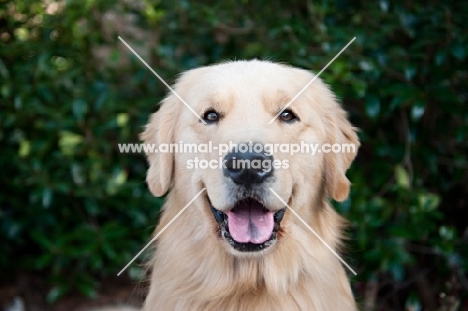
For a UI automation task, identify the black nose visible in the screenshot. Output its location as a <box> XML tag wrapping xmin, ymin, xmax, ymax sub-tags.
<box><xmin>223</xmin><ymin>146</ymin><xmax>274</xmax><ymax>185</ymax></box>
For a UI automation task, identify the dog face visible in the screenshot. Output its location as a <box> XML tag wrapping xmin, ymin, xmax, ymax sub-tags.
<box><xmin>141</xmin><ymin>60</ymin><xmax>359</xmax><ymax>257</ymax></box>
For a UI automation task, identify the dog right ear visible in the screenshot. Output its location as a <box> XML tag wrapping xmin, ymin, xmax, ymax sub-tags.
<box><xmin>140</xmin><ymin>94</ymin><xmax>180</xmax><ymax>197</ymax></box>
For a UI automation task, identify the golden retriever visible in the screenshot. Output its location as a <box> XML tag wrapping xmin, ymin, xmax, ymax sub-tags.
<box><xmin>140</xmin><ymin>60</ymin><xmax>359</xmax><ymax>311</ymax></box>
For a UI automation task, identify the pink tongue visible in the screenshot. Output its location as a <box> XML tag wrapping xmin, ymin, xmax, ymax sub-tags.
<box><xmin>227</xmin><ymin>201</ymin><xmax>274</xmax><ymax>244</ymax></box>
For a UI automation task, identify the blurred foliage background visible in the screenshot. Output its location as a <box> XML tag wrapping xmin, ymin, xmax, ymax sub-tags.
<box><xmin>1</xmin><ymin>0</ymin><xmax>467</xmax><ymax>310</ymax></box>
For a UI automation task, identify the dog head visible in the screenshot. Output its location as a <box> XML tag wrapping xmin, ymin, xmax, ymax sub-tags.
<box><xmin>141</xmin><ymin>60</ymin><xmax>359</xmax><ymax>256</ymax></box>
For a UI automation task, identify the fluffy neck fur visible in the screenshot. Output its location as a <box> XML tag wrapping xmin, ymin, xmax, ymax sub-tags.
<box><xmin>143</xmin><ymin>188</ymin><xmax>356</xmax><ymax>311</ymax></box>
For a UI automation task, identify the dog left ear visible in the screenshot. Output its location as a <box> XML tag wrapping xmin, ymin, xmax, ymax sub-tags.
<box><xmin>323</xmin><ymin>105</ymin><xmax>360</xmax><ymax>202</ymax></box>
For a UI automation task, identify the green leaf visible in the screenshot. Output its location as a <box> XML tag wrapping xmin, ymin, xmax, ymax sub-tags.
<box><xmin>59</xmin><ymin>131</ymin><xmax>83</xmax><ymax>156</ymax></box>
<box><xmin>117</xmin><ymin>113</ymin><xmax>129</xmax><ymax>127</ymax></box>
<box><xmin>417</xmin><ymin>193</ymin><xmax>440</xmax><ymax>212</ymax></box>
<box><xmin>395</xmin><ymin>165</ymin><xmax>410</xmax><ymax>189</ymax></box>
<box><xmin>19</xmin><ymin>140</ymin><xmax>30</xmax><ymax>157</ymax></box>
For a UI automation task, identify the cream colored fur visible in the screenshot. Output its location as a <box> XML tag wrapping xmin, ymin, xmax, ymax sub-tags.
<box><xmin>141</xmin><ymin>60</ymin><xmax>359</xmax><ymax>311</ymax></box>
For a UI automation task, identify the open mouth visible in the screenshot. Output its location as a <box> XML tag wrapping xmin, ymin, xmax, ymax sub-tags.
<box><xmin>210</xmin><ymin>197</ymin><xmax>286</xmax><ymax>252</ymax></box>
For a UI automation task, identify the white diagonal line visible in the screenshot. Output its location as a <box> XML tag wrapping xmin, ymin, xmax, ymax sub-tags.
<box><xmin>118</xmin><ymin>36</ymin><xmax>207</xmax><ymax>124</ymax></box>
<box><xmin>269</xmin><ymin>188</ymin><xmax>357</xmax><ymax>275</ymax></box>
<box><xmin>117</xmin><ymin>188</ymin><xmax>206</xmax><ymax>276</ymax></box>
<box><xmin>268</xmin><ymin>37</ymin><xmax>356</xmax><ymax>124</ymax></box>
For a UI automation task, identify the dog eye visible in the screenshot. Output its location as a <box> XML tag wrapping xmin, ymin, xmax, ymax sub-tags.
<box><xmin>203</xmin><ymin>110</ymin><xmax>219</xmax><ymax>123</ymax></box>
<box><xmin>279</xmin><ymin>110</ymin><xmax>298</xmax><ymax>123</ymax></box>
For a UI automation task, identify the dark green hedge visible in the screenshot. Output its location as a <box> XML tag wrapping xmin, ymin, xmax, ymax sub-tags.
<box><xmin>1</xmin><ymin>0</ymin><xmax>467</xmax><ymax>309</ymax></box>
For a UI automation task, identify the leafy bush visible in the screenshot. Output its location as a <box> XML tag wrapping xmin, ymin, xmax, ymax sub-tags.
<box><xmin>1</xmin><ymin>0</ymin><xmax>467</xmax><ymax>309</ymax></box>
